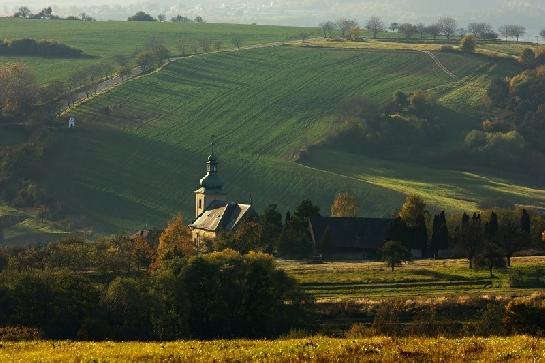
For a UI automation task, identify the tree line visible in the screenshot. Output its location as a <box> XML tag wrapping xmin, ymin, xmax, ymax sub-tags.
<box><xmin>13</xmin><ymin>6</ymin><xmax>95</xmax><ymax>21</ymax></box>
<box><xmin>320</xmin><ymin>16</ymin><xmax>541</xmax><ymax>42</ymax></box>
<box><xmin>0</xmin><ymin>248</ymin><xmax>310</xmax><ymax>340</ymax></box>
<box><xmin>128</xmin><ymin>11</ymin><xmax>205</xmax><ymax>24</ymax></box>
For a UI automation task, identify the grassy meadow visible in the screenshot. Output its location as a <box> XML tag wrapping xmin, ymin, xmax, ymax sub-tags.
<box><xmin>2</xmin><ymin>336</ymin><xmax>545</xmax><ymax>362</ymax></box>
<box><xmin>0</xmin><ymin>18</ymin><xmax>319</xmax><ymax>83</ymax></box>
<box><xmin>39</xmin><ymin>45</ymin><xmax>507</xmax><ymax>233</ymax></box>
<box><xmin>279</xmin><ymin>256</ymin><xmax>545</xmax><ymax>301</ymax></box>
<box><xmin>300</xmin><ymin>148</ymin><xmax>545</xmax><ymax>212</ymax></box>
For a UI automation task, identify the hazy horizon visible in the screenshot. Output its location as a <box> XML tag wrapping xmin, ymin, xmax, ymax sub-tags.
<box><xmin>1</xmin><ymin>0</ymin><xmax>544</xmax><ymax>39</ymax></box>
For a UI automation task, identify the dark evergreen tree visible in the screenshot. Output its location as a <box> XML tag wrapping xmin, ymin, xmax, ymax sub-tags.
<box><xmin>260</xmin><ymin>204</ymin><xmax>283</xmax><ymax>253</ymax></box>
<box><xmin>521</xmin><ymin>209</ymin><xmax>531</xmax><ymax>245</ymax></box>
<box><xmin>456</xmin><ymin>212</ymin><xmax>483</xmax><ymax>269</ymax></box>
<box><xmin>294</xmin><ymin>200</ymin><xmax>320</xmax><ymax>222</ymax></box>
<box><xmin>485</xmin><ymin>211</ymin><xmax>499</xmax><ymax>243</ymax></box>
<box><xmin>430</xmin><ymin>211</ymin><xmax>449</xmax><ymax>258</ymax></box>
<box><xmin>388</xmin><ymin>217</ymin><xmax>410</xmax><ymax>248</ymax></box>
<box><xmin>412</xmin><ymin>214</ymin><xmax>428</xmax><ymax>258</ymax></box>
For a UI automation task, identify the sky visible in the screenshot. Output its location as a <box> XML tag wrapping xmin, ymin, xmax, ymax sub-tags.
<box><xmin>1</xmin><ymin>0</ymin><xmax>544</xmax><ymax>37</ymax></box>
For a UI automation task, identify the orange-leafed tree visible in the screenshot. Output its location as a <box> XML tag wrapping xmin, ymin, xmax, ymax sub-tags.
<box><xmin>330</xmin><ymin>192</ymin><xmax>360</xmax><ymax>217</ymax></box>
<box><xmin>156</xmin><ymin>213</ymin><xmax>194</xmax><ymax>262</ymax></box>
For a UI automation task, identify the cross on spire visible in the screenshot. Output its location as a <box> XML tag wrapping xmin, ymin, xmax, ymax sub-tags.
<box><xmin>210</xmin><ymin>135</ymin><xmax>216</xmax><ymax>155</ymax></box>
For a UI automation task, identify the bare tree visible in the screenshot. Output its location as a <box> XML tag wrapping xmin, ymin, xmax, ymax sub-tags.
<box><xmin>191</xmin><ymin>43</ymin><xmax>199</xmax><ymax>54</ymax></box>
<box><xmin>214</xmin><ymin>40</ymin><xmax>223</xmax><ymax>51</ymax></box>
<box><xmin>468</xmin><ymin>22</ymin><xmax>493</xmax><ymax>38</ymax></box>
<box><xmin>157</xmin><ymin>14</ymin><xmax>166</xmax><ymax>22</ymax></box>
<box><xmin>366</xmin><ymin>17</ymin><xmax>385</xmax><ymax>38</ymax></box>
<box><xmin>337</xmin><ymin>18</ymin><xmax>358</xmax><ymax>37</ymax></box>
<box><xmin>177</xmin><ymin>39</ymin><xmax>188</xmax><ymax>56</ymax></box>
<box><xmin>389</xmin><ymin>22</ymin><xmax>399</xmax><ymax>32</ymax></box>
<box><xmin>457</xmin><ymin>27</ymin><xmax>467</xmax><ymax>39</ymax></box>
<box><xmin>438</xmin><ymin>17</ymin><xmax>457</xmax><ymax>41</ymax></box>
<box><xmin>113</xmin><ymin>54</ymin><xmax>131</xmax><ymax>80</ymax></box>
<box><xmin>319</xmin><ymin>21</ymin><xmax>336</xmax><ymax>38</ymax></box>
<box><xmin>509</xmin><ymin>25</ymin><xmax>526</xmax><ymax>42</ymax></box>
<box><xmin>199</xmin><ymin>39</ymin><xmax>211</xmax><ymax>53</ymax></box>
<box><xmin>426</xmin><ymin>24</ymin><xmax>441</xmax><ymax>40</ymax></box>
<box><xmin>300</xmin><ymin>32</ymin><xmax>309</xmax><ymax>43</ymax></box>
<box><xmin>541</xmin><ymin>28</ymin><xmax>545</xmax><ymax>40</ymax></box>
<box><xmin>398</xmin><ymin>23</ymin><xmax>418</xmax><ymax>40</ymax></box>
<box><xmin>498</xmin><ymin>25</ymin><xmax>509</xmax><ymax>41</ymax></box>
<box><xmin>232</xmin><ymin>36</ymin><xmax>242</xmax><ymax>49</ymax></box>
<box><xmin>416</xmin><ymin>23</ymin><xmax>426</xmax><ymax>39</ymax></box>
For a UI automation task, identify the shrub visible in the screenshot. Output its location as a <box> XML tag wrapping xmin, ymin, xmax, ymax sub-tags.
<box><xmin>0</xmin><ymin>39</ymin><xmax>88</xmax><ymax>58</ymax></box>
<box><xmin>520</xmin><ymin>48</ymin><xmax>536</xmax><ymax>66</ymax></box>
<box><xmin>474</xmin><ymin>303</ymin><xmax>505</xmax><ymax>336</ymax></box>
<box><xmin>179</xmin><ymin>250</ymin><xmax>312</xmax><ymax>338</ymax></box>
<box><xmin>345</xmin><ymin>323</ymin><xmax>377</xmax><ymax>338</ymax></box>
<box><xmin>503</xmin><ymin>295</ymin><xmax>545</xmax><ymax>335</ymax></box>
<box><xmin>460</xmin><ymin>35</ymin><xmax>477</xmax><ymax>53</ymax></box>
<box><xmin>440</xmin><ymin>45</ymin><xmax>456</xmax><ymax>53</ymax></box>
<box><xmin>0</xmin><ymin>326</ymin><xmax>42</xmax><ymax>341</ymax></box>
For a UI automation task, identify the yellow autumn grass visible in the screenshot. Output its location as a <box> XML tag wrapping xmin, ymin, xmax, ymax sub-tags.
<box><xmin>1</xmin><ymin>336</ymin><xmax>544</xmax><ymax>362</ymax></box>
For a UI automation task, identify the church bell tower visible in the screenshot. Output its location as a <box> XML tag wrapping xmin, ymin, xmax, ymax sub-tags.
<box><xmin>194</xmin><ymin>152</ymin><xmax>226</xmax><ymax>217</ymax></box>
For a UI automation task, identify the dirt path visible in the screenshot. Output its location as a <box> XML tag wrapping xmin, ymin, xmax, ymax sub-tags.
<box><xmin>60</xmin><ymin>41</ymin><xmax>287</xmax><ymax>117</ymax></box>
<box><xmin>422</xmin><ymin>51</ymin><xmax>457</xmax><ymax>79</ymax></box>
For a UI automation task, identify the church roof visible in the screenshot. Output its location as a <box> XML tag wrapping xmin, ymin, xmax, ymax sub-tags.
<box><xmin>309</xmin><ymin>216</ymin><xmax>395</xmax><ymax>251</ymax></box>
<box><xmin>189</xmin><ymin>200</ymin><xmax>252</xmax><ymax>232</ymax></box>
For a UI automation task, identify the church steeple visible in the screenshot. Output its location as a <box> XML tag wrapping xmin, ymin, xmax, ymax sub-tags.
<box><xmin>194</xmin><ymin>142</ymin><xmax>226</xmax><ymax>217</ymax></box>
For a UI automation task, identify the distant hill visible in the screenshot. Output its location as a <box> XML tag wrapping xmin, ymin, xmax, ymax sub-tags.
<box><xmin>36</xmin><ymin>44</ymin><xmax>544</xmax><ymax>235</ymax></box>
<box><xmin>0</xmin><ymin>18</ymin><xmax>318</xmax><ymax>83</ymax></box>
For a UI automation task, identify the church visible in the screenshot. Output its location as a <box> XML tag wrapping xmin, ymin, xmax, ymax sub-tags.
<box><xmin>188</xmin><ymin>152</ymin><xmax>253</xmax><ymax>244</ymax></box>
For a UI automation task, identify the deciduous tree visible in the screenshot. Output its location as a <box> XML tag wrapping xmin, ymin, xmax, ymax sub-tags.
<box><xmin>438</xmin><ymin>17</ymin><xmax>457</xmax><ymax>41</ymax></box>
<box><xmin>232</xmin><ymin>37</ymin><xmax>242</xmax><ymax>49</ymax></box>
<box><xmin>366</xmin><ymin>17</ymin><xmax>385</xmax><ymax>39</ymax></box>
<box><xmin>399</xmin><ymin>194</ymin><xmax>426</xmax><ymax>226</ymax></box>
<box><xmin>337</xmin><ymin>19</ymin><xmax>358</xmax><ymax>37</ymax></box>
<box><xmin>0</xmin><ymin>63</ymin><xmax>38</xmax><ymax>115</ymax></box>
<box><xmin>319</xmin><ymin>21</ymin><xmax>336</xmax><ymax>38</ymax></box>
<box><xmin>425</xmin><ymin>24</ymin><xmax>441</xmax><ymax>40</ymax></box>
<box><xmin>399</xmin><ymin>23</ymin><xmax>418</xmax><ymax>40</ymax></box>
<box><xmin>330</xmin><ymin>192</ymin><xmax>360</xmax><ymax>217</ymax></box>
<box><xmin>382</xmin><ymin>240</ymin><xmax>411</xmax><ymax>271</ymax></box>
<box><xmin>157</xmin><ymin>213</ymin><xmax>193</xmax><ymax>262</ymax></box>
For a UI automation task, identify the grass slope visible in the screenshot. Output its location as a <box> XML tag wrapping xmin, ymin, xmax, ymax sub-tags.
<box><xmin>300</xmin><ymin>148</ymin><xmax>545</xmax><ymax>212</ymax></box>
<box><xmin>279</xmin><ymin>257</ymin><xmax>545</xmax><ymax>301</ymax></box>
<box><xmin>2</xmin><ymin>337</ymin><xmax>544</xmax><ymax>362</ymax></box>
<box><xmin>40</xmin><ymin>45</ymin><xmax>507</xmax><ymax>233</ymax></box>
<box><xmin>0</xmin><ymin>18</ymin><xmax>318</xmax><ymax>83</ymax></box>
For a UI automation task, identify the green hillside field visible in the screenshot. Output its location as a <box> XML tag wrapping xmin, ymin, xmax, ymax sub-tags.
<box><xmin>0</xmin><ymin>18</ymin><xmax>318</xmax><ymax>83</ymax></box>
<box><xmin>32</xmin><ymin>44</ymin><xmax>532</xmax><ymax>235</ymax></box>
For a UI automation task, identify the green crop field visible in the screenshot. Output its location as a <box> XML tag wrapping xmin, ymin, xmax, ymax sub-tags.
<box><xmin>0</xmin><ymin>18</ymin><xmax>319</xmax><ymax>83</ymax></box>
<box><xmin>279</xmin><ymin>256</ymin><xmax>545</xmax><ymax>301</ymax></box>
<box><xmin>2</xmin><ymin>336</ymin><xmax>545</xmax><ymax>362</ymax></box>
<box><xmin>300</xmin><ymin>148</ymin><xmax>545</xmax><ymax>213</ymax></box>
<box><xmin>37</xmin><ymin>45</ymin><xmax>516</xmax><ymax>235</ymax></box>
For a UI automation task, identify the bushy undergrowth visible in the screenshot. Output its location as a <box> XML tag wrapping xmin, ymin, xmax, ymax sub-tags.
<box><xmin>339</xmin><ymin>294</ymin><xmax>545</xmax><ymax>338</ymax></box>
<box><xmin>0</xmin><ymin>250</ymin><xmax>312</xmax><ymax>340</ymax></box>
<box><xmin>0</xmin><ymin>39</ymin><xmax>89</xmax><ymax>58</ymax></box>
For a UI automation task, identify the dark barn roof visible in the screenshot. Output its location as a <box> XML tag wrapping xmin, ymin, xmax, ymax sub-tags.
<box><xmin>309</xmin><ymin>216</ymin><xmax>394</xmax><ymax>251</ymax></box>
